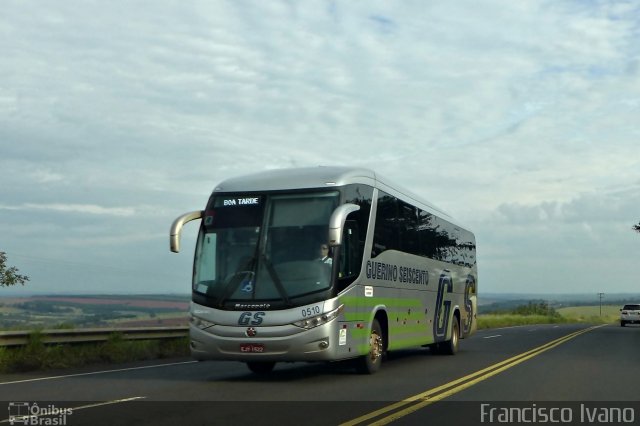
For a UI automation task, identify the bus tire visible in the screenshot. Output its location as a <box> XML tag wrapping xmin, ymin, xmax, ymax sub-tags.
<box><xmin>246</xmin><ymin>361</ymin><xmax>276</xmax><ymax>374</ymax></box>
<box><xmin>355</xmin><ymin>318</ymin><xmax>384</xmax><ymax>374</ymax></box>
<box><xmin>439</xmin><ymin>315</ymin><xmax>460</xmax><ymax>355</ymax></box>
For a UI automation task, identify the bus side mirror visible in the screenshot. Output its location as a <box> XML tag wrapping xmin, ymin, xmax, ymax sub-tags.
<box><xmin>328</xmin><ymin>204</ymin><xmax>360</xmax><ymax>247</ymax></box>
<box><xmin>170</xmin><ymin>210</ymin><xmax>203</xmax><ymax>253</ymax></box>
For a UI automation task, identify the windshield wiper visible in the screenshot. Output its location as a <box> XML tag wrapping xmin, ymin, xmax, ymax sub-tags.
<box><xmin>261</xmin><ymin>254</ymin><xmax>292</xmax><ymax>307</ymax></box>
<box><xmin>217</xmin><ymin>273</ymin><xmax>250</xmax><ymax>308</ymax></box>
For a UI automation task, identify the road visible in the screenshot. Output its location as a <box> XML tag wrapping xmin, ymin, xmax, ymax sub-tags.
<box><xmin>1</xmin><ymin>323</ymin><xmax>638</xmax><ymax>425</ymax></box>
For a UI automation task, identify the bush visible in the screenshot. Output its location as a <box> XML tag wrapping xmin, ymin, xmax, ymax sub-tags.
<box><xmin>511</xmin><ymin>301</ymin><xmax>560</xmax><ymax>317</ymax></box>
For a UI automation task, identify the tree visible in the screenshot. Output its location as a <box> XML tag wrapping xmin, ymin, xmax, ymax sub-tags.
<box><xmin>0</xmin><ymin>251</ymin><xmax>29</xmax><ymax>287</ymax></box>
<box><xmin>634</xmin><ymin>222</ymin><xmax>640</xmax><ymax>233</ymax></box>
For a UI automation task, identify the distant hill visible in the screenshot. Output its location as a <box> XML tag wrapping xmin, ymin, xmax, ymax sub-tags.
<box><xmin>0</xmin><ymin>294</ymin><xmax>189</xmax><ymax>330</ymax></box>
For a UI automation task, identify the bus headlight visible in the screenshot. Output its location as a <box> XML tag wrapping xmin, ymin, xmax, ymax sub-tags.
<box><xmin>293</xmin><ymin>305</ymin><xmax>343</xmax><ymax>330</ymax></box>
<box><xmin>190</xmin><ymin>314</ymin><xmax>215</xmax><ymax>329</ymax></box>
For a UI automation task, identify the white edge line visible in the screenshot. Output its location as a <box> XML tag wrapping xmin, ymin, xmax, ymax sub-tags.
<box><xmin>0</xmin><ymin>397</ymin><xmax>146</xmax><ymax>424</ymax></box>
<box><xmin>71</xmin><ymin>396</ymin><xmax>147</xmax><ymax>411</ymax></box>
<box><xmin>0</xmin><ymin>360</ymin><xmax>198</xmax><ymax>386</ymax></box>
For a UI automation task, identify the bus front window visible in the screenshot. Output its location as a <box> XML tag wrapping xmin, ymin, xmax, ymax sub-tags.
<box><xmin>193</xmin><ymin>192</ymin><xmax>339</xmax><ymax>309</ymax></box>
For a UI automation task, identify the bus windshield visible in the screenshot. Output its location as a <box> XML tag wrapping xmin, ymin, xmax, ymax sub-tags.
<box><xmin>193</xmin><ymin>191</ymin><xmax>340</xmax><ymax>309</ymax></box>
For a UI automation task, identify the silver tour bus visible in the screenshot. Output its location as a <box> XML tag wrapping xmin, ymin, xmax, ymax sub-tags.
<box><xmin>170</xmin><ymin>167</ymin><xmax>477</xmax><ymax>374</ymax></box>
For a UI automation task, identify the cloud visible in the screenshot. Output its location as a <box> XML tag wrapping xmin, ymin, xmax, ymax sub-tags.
<box><xmin>0</xmin><ymin>203</ymin><xmax>136</xmax><ymax>217</ymax></box>
<box><xmin>471</xmin><ymin>183</ymin><xmax>640</xmax><ymax>292</ymax></box>
<box><xmin>1</xmin><ymin>0</ymin><xmax>639</xmax><ymax>294</ymax></box>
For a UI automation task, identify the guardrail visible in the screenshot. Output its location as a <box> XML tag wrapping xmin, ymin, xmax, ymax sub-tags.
<box><xmin>0</xmin><ymin>326</ymin><xmax>189</xmax><ymax>347</ymax></box>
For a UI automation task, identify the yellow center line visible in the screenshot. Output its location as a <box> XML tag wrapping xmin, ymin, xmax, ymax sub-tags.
<box><xmin>341</xmin><ymin>325</ymin><xmax>604</xmax><ymax>426</ymax></box>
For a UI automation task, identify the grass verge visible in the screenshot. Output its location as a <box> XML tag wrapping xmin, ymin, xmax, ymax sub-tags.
<box><xmin>477</xmin><ymin>314</ymin><xmax>568</xmax><ymax>329</ymax></box>
<box><xmin>0</xmin><ymin>332</ymin><xmax>190</xmax><ymax>374</ymax></box>
<box><xmin>478</xmin><ymin>312</ymin><xmax>616</xmax><ymax>330</ymax></box>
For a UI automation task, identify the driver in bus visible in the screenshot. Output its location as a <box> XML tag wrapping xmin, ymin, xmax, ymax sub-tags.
<box><xmin>318</xmin><ymin>244</ymin><xmax>332</xmax><ymax>265</ymax></box>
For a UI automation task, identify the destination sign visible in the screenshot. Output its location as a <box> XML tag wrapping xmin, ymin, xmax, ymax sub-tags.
<box><xmin>208</xmin><ymin>195</ymin><xmax>264</xmax><ymax>228</ymax></box>
<box><xmin>221</xmin><ymin>197</ymin><xmax>260</xmax><ymax>206</ymax></box>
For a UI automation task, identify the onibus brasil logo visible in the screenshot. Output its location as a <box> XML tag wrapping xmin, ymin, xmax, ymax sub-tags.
<box><xmin>7</xmin><ymin>402</ymin><xmax>73</xmax><ymax>425</ymax></box>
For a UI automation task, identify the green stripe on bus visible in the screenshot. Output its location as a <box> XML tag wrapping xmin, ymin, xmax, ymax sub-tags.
<box><xmin>356</xmin><ymin>344</ymin><xmax>370</xmax><ymax>356</ymax></box>
<box><xmin>350</xmin><ymin>325</ymin><xmax>429</xmax><ymax>339</ymax></box>
<box><xmin>343</xmin><ymin>313</ymin><xmax>427</xmax><ymax>322</ymax></box>
<box><xmin>343</xmin><ymin>313</ymin><xmax>366</xmax><ymax>321</ymax></box>
<box><xmin>340</xmin><ymin>296</ymin><xmax>423</xmax><ymax>308</ymax></box>
<box><xmin>389</xmin><ymin>325</ymin><xmax>429</xmax><ymax>334</ymax></box>
<box><xmin>390</xmin><ymin>313</ymin><xmax>427</xmax><ymax>321</ymax></box>
<box><xmin>351</xmin><ymin>329</ymin><xmax>371</xmax><ymax>339</ymax></box>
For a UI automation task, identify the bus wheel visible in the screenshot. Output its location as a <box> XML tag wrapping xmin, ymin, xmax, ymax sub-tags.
<box><xmin>439</xmin><ymin>316</ymin><xmax>460</xmax><ymax>355</ymax></box>
<box><xmin>246</xmin><ymin>361</ymin><xmax>276</xmax><ymax>374</ymax></box>
<box><xmin>356</xmin><ymin>319</ymin><xmax>384</xmax><ymax>374</ymax></box>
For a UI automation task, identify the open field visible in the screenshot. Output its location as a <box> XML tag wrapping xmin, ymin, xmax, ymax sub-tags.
<box><xmin>31</xmin><ymin>296</ymin><xmax>187</xmax><ymax>309</ymax></box>
<box><xmin>478</xmin><ymin>304</ymin><xmax>621</xmax><ymax>329</ymax></box>
<box><xmin>0</xmin><ymin>295</ymin><xmax>189</xmax><ymax>330</ymax></box>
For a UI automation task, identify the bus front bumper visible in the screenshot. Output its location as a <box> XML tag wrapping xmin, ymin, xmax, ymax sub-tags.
<box><xmin>189</xmin><ymin>321</ymin><xmax>345</xmax><ymax>362</ymax></box>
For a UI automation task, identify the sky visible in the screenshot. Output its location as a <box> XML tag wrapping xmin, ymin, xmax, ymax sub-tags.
<box><xmin>1</xmin><ymin>1</ymin><xmax>639</xmax><ymax>296</ymax></box>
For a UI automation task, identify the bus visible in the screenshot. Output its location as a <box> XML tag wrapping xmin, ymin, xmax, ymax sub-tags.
<box><xmin>170</xmin><ymin>167</ymin><xmax>477</xmax><ymax>374</ymax></box>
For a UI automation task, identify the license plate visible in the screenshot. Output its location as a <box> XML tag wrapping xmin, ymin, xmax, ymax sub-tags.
<box><xmin>240</xmin><ymin>343</ymin><xmax>264</xmax><ymax>353</ymax></box>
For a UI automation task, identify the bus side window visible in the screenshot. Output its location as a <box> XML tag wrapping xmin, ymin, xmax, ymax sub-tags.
<box><xmin>338</xmin><ymin>219</ymin><xmax>361</xmax><ymax>291</ymax></box>
<box><xmin>372</xmin><ymin>191</ymin><xmax>398</xmax><ymax>257</ymax></box>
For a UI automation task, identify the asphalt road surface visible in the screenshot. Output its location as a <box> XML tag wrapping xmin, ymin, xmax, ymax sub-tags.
<box><xmin>1</xmin><ymin>323</ymin><xmax>639</xmax><ymax>425</ymax></box>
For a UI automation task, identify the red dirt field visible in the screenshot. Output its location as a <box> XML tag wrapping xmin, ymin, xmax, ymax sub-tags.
<box><xmin>27</xmin><ymin>296</ymin><xmax>189</xmax><ymax>310</ymax></box>
<box><xmin>117</xmin><ymin>317</ymin><xmax>189</xmax><ymax>327</ymax></box>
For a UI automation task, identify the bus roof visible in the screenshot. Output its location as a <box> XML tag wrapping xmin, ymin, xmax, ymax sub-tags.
<box><xmin>213</xmin><ymin>166</ymin><xmax>456</xmax><ymax>222</ymax></box>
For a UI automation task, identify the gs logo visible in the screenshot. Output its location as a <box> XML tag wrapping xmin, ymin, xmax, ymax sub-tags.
<box><xmin>238</xmin><ymin>311</ymin><xmax>265</xmax><ymax>326</ymax></box>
